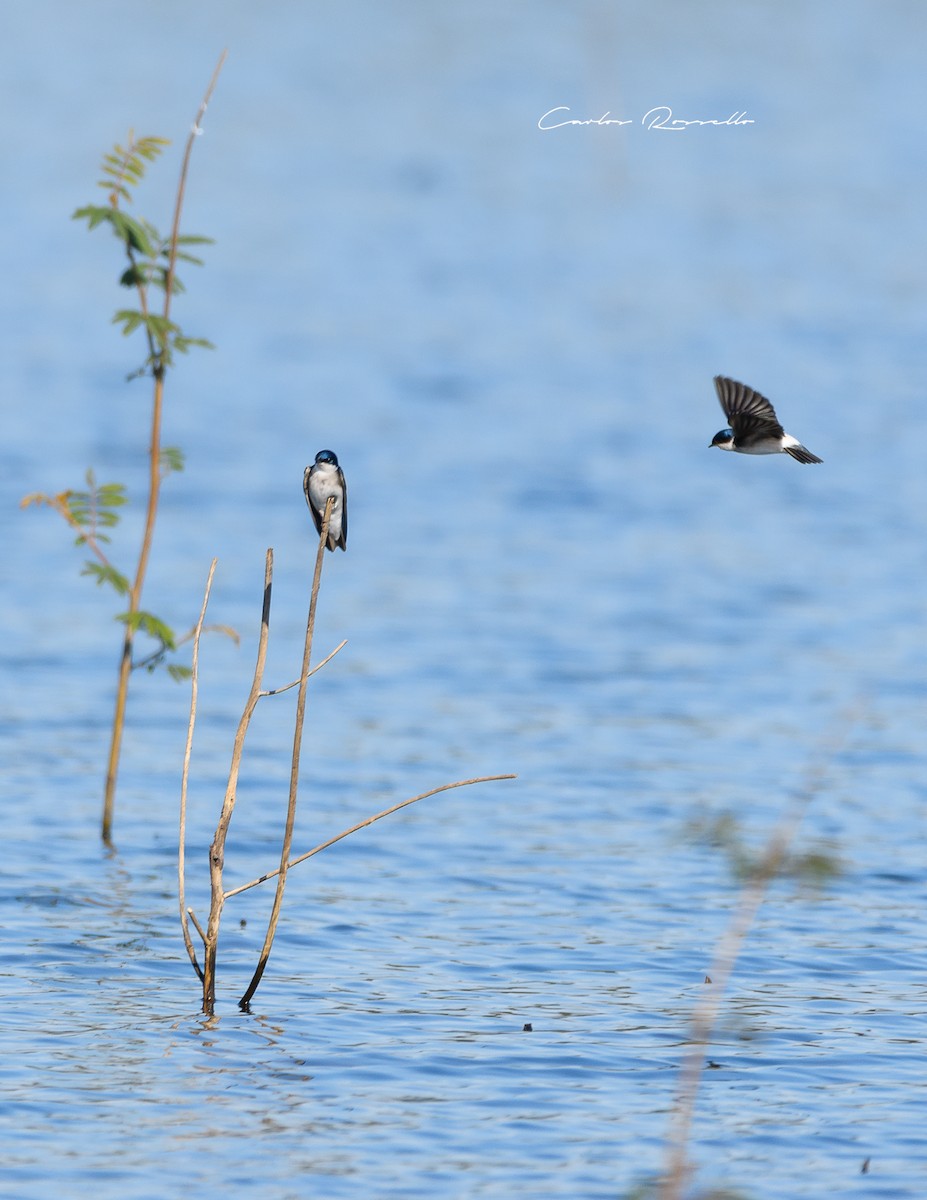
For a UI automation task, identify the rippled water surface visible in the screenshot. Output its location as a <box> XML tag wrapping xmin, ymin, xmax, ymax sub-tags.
<box><xmin>2</xmin><ymin>3</ymin><xmax>927</xmax><ymax>1197</ymax></box>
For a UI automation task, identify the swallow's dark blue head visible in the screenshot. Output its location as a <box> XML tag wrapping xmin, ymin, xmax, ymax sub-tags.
<box><xmin>315</xmin><ymin>449</ymin><xmax>339</xmax><ymax>466</ymax></box>
<box><xmin>710</xmin><ymin>428</ymin><xmax>734</xmax><ymax>449</ymax></box>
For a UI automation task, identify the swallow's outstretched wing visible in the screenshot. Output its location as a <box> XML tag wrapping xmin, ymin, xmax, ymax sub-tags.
<box><xmin>714</xmin><ymin>376</ymin><xmax>785</xmax><ymax>446</ymax></box>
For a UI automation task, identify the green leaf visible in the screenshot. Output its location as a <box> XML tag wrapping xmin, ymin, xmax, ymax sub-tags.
<box><xmin>65</xmin><ymin>475</ymin><xmax>127</xmax><ymax>532</ymax></box>
<box><xmin>96</xmin><ymin>483</ymin><xmax>127</xmax><ymax>507</ymax></box>
<box><xmin>142</xmin><ymin>316</ymin><xmax>182</xmax><ymax>358</ymax></box>
<box><xmin>135</xmin><ymin>135</ymin><xmax>170</xmax><ymax>161</ymax></box>
<box><xmin>172</xmin><ymin>335</ymin><xmax>215</xmax><ymax>354</ymax></box>
<box><xmin>81</xmin><ymin>563</ymin><xmax>131</xmax><ymax>595</ymax></box>
<box><xmin>167</xmin><ymin>664</ymin><xmax>193</xmax><ymax>683</ymax></box>
<box><xmin>788</xmin><ymin>848</ymin><xmax>843</xmax><ymax>887</ymax></box>
<box><xmin>112</xmin><ymin>309</ymin><xmax>145</xmax><ymax>336</ymax></box>
<box><xmin>145</xmin><ymin>314</ymin><xmax>181</xmax><ymax>336</ymax></box>
<box><xmin>72</xmin><ymin>204</ymin><xmax>115</xmax><ymax>231</ymax></box>
<box><xmin>174</xmin><ymin>234</ymin><xmax>215</xmax><ymax>246</ymax></box>
<box><xmin>160</xmin><ymin>446</ymin><xmax>185</xmax><ymax>475</ymax></box>
<box><xmin>150</xmin><ymin>266</ymin><xmax>186</xmax><ymax>294</ymax></box>
<box><xmin>115</xmin><ymin>610</ymin><xmax>177</xmax><ymax>650</ymax></box>
<box><xmin>94</xmin><ymin>181</ymin><xmax>132</xmax><ymax>202</ymax></box>
<box><xmin>93</xmin><ymin>135</ymin><xmax>171</xmax><ymax>201</ymax></box>
<box><xmin>109</xmin><ymin>211</ymin><xmax>156</xmax><ymax>256</ymax></box>
<box><xmin>140</xmin><ymin>217</ymin><xmax>161</xmax><ymax>246</ymax></box>
<box><xmin>119</xmin><ymin>264</ymin><xmax>151</xmax><ymax>288</ymax></box>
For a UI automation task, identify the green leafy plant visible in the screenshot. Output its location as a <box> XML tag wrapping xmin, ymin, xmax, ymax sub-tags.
<box><xmin>22</xmin><ymin>53</ymin><xmax>228</xmax><ymax>845</ymax></box>
<box><xmin>73</xmin><ymin>136</ymin><xmax>216</xmax><ymax>379</ymax></box>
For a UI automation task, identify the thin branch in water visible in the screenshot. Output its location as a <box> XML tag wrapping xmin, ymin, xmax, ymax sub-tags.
<box><xmin>178</xmin><ymin>556</ymin><xmax>217</xmax><ymax>982</ymax></box>
<box><xmin>224</xmin><ymin>774</ymin><xmax>518</xmax><ymax>901</ymax></box>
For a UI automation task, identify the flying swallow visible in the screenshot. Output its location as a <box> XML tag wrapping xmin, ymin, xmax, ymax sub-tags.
<box><xmin>710</xmin><ymin>376</ymin><xmax>822</xmax><ymax>464</ymax></box>
<box><xmin>303</xmin><ymin>449</ymin><xmax>347</xmax><ymax>550</ymax></box>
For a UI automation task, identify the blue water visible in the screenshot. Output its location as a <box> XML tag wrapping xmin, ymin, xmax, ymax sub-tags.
<box><xmin>2</xmin><ymin>2</ymin><xmax>927</xmax><ymax>1197</ymax></box>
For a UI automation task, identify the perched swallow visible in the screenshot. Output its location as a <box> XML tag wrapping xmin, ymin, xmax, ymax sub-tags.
<box><xmin>303</xmin><ymin>449</ymin><xmax>347</xmax><ymax>551</ymax></box>
<box><xmin>710</xmin><ymin>376</ymin><xmax>822</xmax><ymax>464</ymax></box>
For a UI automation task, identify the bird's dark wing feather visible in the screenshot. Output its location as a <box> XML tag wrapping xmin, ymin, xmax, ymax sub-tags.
<box><xmin>337</xmin><ymin>467</ymin><xmax>348</xmax><ymax>550</ymax></box>
<box><xmin>785</xmin><ymin>444</ymin><xmax>823</xmax><ymax>465</ymax></box>
<box><xmin>303</xmin><ymin>468</ymin><xmax>324</xmax><ymax>536</ymax></box>
<box><xmin>714</xmin><ymin>376</ymin><xmax>785</xmax><ymax>442</ymax></box>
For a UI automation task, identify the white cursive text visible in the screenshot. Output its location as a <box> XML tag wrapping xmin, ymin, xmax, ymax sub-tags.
<box><xmin>642</xmin><ymin>107</ymin><xmax>754</xmax><ymax>131</ymax></box>
<box><xmin>537</xmin><ymin>105</ymin><xmax>754</xmax><ymax>131</ymax></box>
<box><xmin>537</xmin><ymin>107</ymin><xmax>633</xmax><ymax>130</ymax></box>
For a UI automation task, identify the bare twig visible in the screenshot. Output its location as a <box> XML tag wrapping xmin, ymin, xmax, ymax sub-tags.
<box><xmin>239</xmin><ymin>500</ymin><xmax>332</xmax><ymax>1010</ymax></box>
<box><xmin>260</xmin><ymin>639</ymin><xmax>348</xmax><ymax>697</ymax></box>
<box><xmin>187</xmin><ymin>906</ymin><xmax>207</xmax><ymax>946</ymax></box>
<box><xmin>178</xmin><ymin>557</ymin><xmax>217</xmax><ymax>982</ymax></box>
<box><xmin>201</xmin><ymin>548</ymin><xmax>274</xmax><ymax>1013</ymax></box>
<box><xmin>224</xmin><ymin>774</ymin><xmax>518</xmax><ymax>900</ymax></box>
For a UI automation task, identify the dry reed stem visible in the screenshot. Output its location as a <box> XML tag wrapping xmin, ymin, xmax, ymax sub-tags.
<box><xmin>178</xmin><ymin>556</ymin><xmax>217</xmax><ymax>979</ymax></box>
<box><xmin>201</xmin><ymin>548</ymin><xmax>274</xmax><ymax>1012</ymax></box>
<box><xmin>224</xmin><ymin>774</ymin><xmax>518</xmax><ymax>901</ymax></box>
<box><xmin>239</xmin><ymin>501</ymin><xmax>332</xmax><ymax>1010</ymax></box>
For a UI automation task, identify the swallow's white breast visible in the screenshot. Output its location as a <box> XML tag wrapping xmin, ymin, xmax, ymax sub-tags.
<box><xmin>308</xmin><ymin>462</ymin><xmax>344</xmax><ymax>537</ymax></box>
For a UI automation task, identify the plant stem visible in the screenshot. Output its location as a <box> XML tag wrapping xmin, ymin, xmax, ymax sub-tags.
<box><xmin>179</xmin><ymin>557</ymin><xmax>218</xmax><ymax>983</ymax></box>
<box><xmin>100</xmin><ymin>51</ymin><xmax>227</xmax><ymax>844</ymax></box>
<box><xmin>201</xmin><ymin>549</ymin><xmax>274</xmax><ymax>1014</ymax></box>
<box><xmin>239</xmin><ymin>500</ymin><xmax>332</xmax><ymax>1011</ymax></box>
<box><xmin>101</xmin><ymin>369</ymin><xmax>164</xmax><ymax>844</ymax></box>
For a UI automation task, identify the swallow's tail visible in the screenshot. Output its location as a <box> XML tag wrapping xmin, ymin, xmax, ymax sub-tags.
<box><xmin>785</xmin><ymin>443</ymin><xmax>823</xmax><ymax>465</ymax></box>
